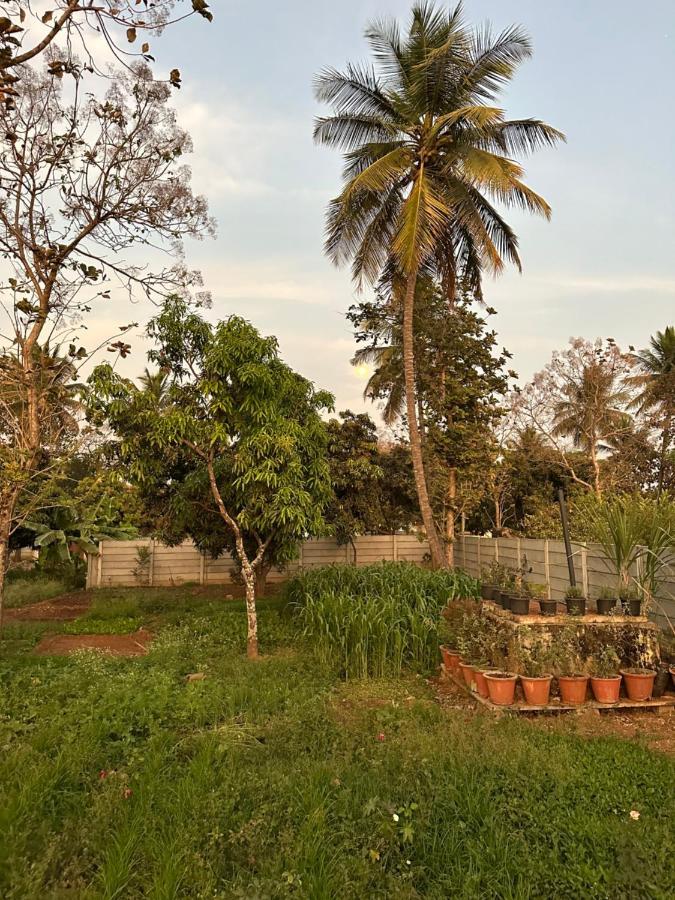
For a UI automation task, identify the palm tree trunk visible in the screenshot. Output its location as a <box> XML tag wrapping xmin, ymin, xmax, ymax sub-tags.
<box><xmin>402</xmin><ymin>269</ymin><xmax>446</xmax><ymax>568</ymax></box>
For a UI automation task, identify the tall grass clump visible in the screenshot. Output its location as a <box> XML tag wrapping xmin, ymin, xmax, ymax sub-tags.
<box><xmin>285</xmin><ymin>562</ymin><xmax>479</xmax><ymax>678</ymax></box>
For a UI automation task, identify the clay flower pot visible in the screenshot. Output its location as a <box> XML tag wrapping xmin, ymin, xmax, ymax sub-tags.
<box><xmin>621</xmin><ymin>668</ymin><xmax>656</xmax><ymax>702</ymax></box>
<box><xmin>459</xmin><ymin>661</ymin><xmax>475</xmax><ymax>689</ymax></box>
<box><xmin>558</xmin><ymin>675</ymin><xmax>589</xmax><ymax>705</ymax></box>
<box><xmin>440</xmin><ymin>646</ymin><xmax>462</xmax><ymax>674</ymax></box>
<box><xmin>539</xmin><ymin>599</ymin><xmax>557</xmax><ymax>617</ymax></box>
<box><xmin>590</xmin><ymin>675</ymin><xmax>621</xmax><ymax>704</ymax></box>
<box><xmin>473</xmin><ymin>669</ymin><xmax>490</xmax><ymax>699</ymax></box>
<box><xmin>484</xmin><ymin>671</ymin><xmax>517</xmax><ymax>706</ymax></box>
<box><xmin>521</xmin><ymin>674</ymin><xmax>553</xmax><ymax>706</ymax></box>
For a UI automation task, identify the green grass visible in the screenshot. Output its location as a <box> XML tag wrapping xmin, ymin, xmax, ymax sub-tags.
<box><xmin>0</xmin><ymin>587</ymin><xmax>673</xmax><ymax>898</ymax></box>
<box><xmin>4</xmin><ymin>574</ymin><xmax>71</xmax><ymax>609</ymax></box>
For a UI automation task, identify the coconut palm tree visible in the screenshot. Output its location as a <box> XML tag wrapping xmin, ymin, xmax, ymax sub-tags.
<box><xmin>314</xmin><ymin>1</ymin><xmax>563</xmax><ymax>566</ymax></box>
<box><xmin>631</xmin><ymin>327</ymin><xmax>675</xmax><ymax>495</ymax></box>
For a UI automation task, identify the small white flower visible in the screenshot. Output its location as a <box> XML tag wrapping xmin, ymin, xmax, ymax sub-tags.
<box><xmin>392</xmin><ymin>813</ymin><xmax>399</xmax><ymax>822</ymax></box>
<box><xmin>406</xmin><ymin>859</ymin><xmax>411</xmax><ymax>866</ymax></box>
<box><xmin>629</xmin><ymin>810</ymin><xmax>640</xmax><ymax>820</ymax></box>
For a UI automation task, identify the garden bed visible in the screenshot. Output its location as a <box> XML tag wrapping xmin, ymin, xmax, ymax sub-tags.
<box><xmin>34</xmin><ymin>628</ymin><xmax>153</xmax><ymax>656</ymax></box>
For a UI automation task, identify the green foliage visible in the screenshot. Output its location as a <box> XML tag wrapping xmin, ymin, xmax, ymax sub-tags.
<box><xmin>324</xmin><ymin>411</ymin><xmax>418</xmax><ymax>544</ymax></box>
<box><xmin>286</xmin><ymin>562</ymin><xmax>479</xmax><ymax>678</ymax></box>
<box><xmin>589</xmin><ymin>495</ymin><xmax>675</xmax><ymax>603</ymax></box>
<box><xmin>88</xmin><ymin>297</ymin><xmax>335</xmax><ymax>627</ymax></box>
<box><xmin>0</xmin><ymin>589</ymin><xmax>673</xmax><ymax>898</ymax></box>
<box><xmin>590</xmin><ymin>645</ymin><xmax>621</xmax><ymax>678</ymax></box>
<box><xmin>4</xmin><ymin>572</ymin><xmax>71</xmax><ymax>610</ymax></box>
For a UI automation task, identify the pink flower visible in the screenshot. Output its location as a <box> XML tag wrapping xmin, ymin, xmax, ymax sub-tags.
<box><xmin>122</xmin><ymin>788</ymin><xmax>133</xmax><ymax>799</ymax></box>
<box><xmin>376</xmin><ymin>733</ymin><xmax>385</xmax><ymax>742</ymax></box>
<box><xmin>99</xmin><ymin>770</ymin><xmax>108</xmax><ymax>780</ymax></box>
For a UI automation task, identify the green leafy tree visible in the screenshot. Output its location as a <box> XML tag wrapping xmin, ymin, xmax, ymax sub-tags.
<box><xmin>349</xmin><ymin>277</ymin><xmax>513</xmax><ymax>561</ymax></box>
<box><xmin>630</xmin><ymin>327</ymin><xmax>675</xmax><ymax>495</ymax></box>
<box><xmin>324</xmin><ymin>411</ymin><xmax>418</xmax><ymax>554</ymax></box>
<box><xmin>88</xmin><ymin>299</ymin><xmax>334</xmax><ymax>658</ymax></box>
<box><xmin>315</xmin><ymin>1</ymin><xmax>562</xmax><ymax>566</ymax></box>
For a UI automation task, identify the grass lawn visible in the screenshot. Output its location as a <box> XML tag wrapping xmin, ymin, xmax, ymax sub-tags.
<box><xmin>1</xmin><ymin>588</ymin><xmax>674</xmax><ymax>898</ymax></box>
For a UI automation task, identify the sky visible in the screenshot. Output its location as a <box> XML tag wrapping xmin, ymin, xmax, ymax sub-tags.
<box><xmin>91</xmin><ymin>1</ymin><xmax>675</xmax><ymax>417</ymax></box>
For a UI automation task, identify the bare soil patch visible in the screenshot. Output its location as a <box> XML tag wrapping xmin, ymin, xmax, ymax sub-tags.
<box><xmin>5</xmin><ymin>591</ymin><xmax>92</xmax><ymax>621</ymax></box>
<box><xmin>34</xmin><ymin>628</ymin><xmax>153</xmax><ymax>657</ymax></box>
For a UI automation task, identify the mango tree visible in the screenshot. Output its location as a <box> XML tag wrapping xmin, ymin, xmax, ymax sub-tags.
<box><xmin>88</xmin><ymin>299</ymin><xmax>334</xmax><ymax>657</ymax></box>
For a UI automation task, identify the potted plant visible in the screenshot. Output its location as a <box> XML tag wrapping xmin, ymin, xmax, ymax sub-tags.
<box><xmin>589</xmin><ymin>645</ymin><xmax>622</xmax><ymax>704</ymax></box>
<box><xmin>438</xmin><ymin>618</ymin><xmax>462</xmax><ymax>674</ymax></box>
<box><xmin>509</xmin><ymin>589</ymin><xmax>530</xmax><ymax>617</ymax></box>
<box><xmin>483</xmin><ymin>670</ymin><xmax>518</xmax><ymax>706</ymax></box>
<box><xmin>519</xmin><ymin>632</ymin><xmax>553</xmax><ymax>706</ymax></box>
<box><xmin>526</xmin><ymin>582</ymin><xmax>555</xmax><ymax>616</ymax></box>
<box><xmin>595</xmin><ymin>586</ymin><xmax>618</xmax><ymax>616</ymax></box>
<box><xmin>620</xmin><ymin>666</ymin><xmax>657</xmax><ymax>701</ymax></box>
<box><xmin>564</xmin><ymin>585</ymin><xmax>586</xmax><ymax>617</ymax></box>
<box><xmin>619</xmin><ymin>586</ymin><xmax>642</xmax><ymax>617</ymax></box>
<box><xmin>551</xmin><ymin>626</ymin><xmax>588</xmax><ymax>705</ymax></box>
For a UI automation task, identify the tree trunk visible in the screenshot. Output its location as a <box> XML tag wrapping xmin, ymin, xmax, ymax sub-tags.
<box><xmin>402</xmin><ymin>269</ymin><xmax>446</xmax><ymax>568</ymax></box>
<box><xmin>243</xmin><ymin>569</ymin><xmax>259</xmax><ymax>658</ymax></box>
<box><xmin>0</xmin><ymin>491</ymin><xmax>16</xmax><ymax>637</ymax></box>
<box><xmin>255</xmin><ymin>565</ymin><xmax>268</xmax><ymax>599</ymax></box>
<box><xmin>657</xmin><ymin>411</ymin><xmax>672</xmax><ymax>497</ymax></box>
<box><xmin>590</xmin><ymin>439</ymin><xmax>602</xmax><ymax>499</ymax></box>
<box><xmin>445</xmin><ymin>467</ymin><xmax>457</xmax><ymax>567</ymax></box>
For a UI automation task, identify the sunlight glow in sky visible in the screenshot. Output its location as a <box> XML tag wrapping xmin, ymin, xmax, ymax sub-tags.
<box><xmin>83</xmin><ymin>1</ymin><xmax>675</xmax><ymax>418</ymax></box>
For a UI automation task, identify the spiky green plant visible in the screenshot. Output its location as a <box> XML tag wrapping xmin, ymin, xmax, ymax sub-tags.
<box><xmin>285</xmin><ymin>562</ymin><xmax>479</xmax><ymax>678</ymax></box>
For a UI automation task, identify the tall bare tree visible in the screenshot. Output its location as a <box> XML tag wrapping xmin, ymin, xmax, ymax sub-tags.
<box><xmin>512</xmin><ymin>338</ymin><xmax>635</xmax><ymax>499</ymax></box>
<box><xmin>0</xmin><ymin>62</ymin><xmax>213</xmax><ymax>626</ymax></box>
<box><xmin>0</xmin><ymin>1</ymin><xmax>213</xmax><ymax>103</ymax></box>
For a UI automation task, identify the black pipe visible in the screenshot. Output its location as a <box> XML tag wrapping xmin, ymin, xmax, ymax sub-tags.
<box><xmin>558</xmin><ymin>488</ymin><xmax>576</xmax><ymax>586</ymax></box>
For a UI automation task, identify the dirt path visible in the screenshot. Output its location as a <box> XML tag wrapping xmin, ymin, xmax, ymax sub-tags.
<box><xmin>34</xmin><ymin>628</ymin><xmax>154</xmax><ymax>657</ymax></box>
<box><xmin>5</xmin><ymin>591</ymin><xmax>92</xmax><ymax>621</ymax></box>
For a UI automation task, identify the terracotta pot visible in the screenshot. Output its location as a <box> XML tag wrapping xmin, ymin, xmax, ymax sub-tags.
<box><xmin>621</xmin><ymin>668</ymin><xmax>656</xmax><ymax>702</ymax></box>
<box><xmin>440</xmin><ymin>645</ymin><xmax>462</xmax><ymax>674</ymax></box>
<box><xmin>484</xmin><ymin>671</ymin><xmax>517</xmax><ymax>706</ymax></box>
<box><xmin>474</xmin><ymin>669</ymin><xmax>490</xmax><ymax>699</ymax></box>
<box><xmin>521</xmin><ymin>674</ymin><xmax>552</xmax><ymax>706</ymax></box>
<box><xmin>596</xmin><ymin>596</ymin><xmax>617</xmax><ymax>616</ymax></box>
<box><xmin>558</xmin><ymin>675</ymin><xmax>589</xmax><ymax>705</ymax></box>
<box><xmin>539</xmin><ymin>599</ymin><xmax>557</xmax><ymax>617</ymax></box>
<box><xmin>590</xmin><ymin>675</ymin><xmax>621</xmax><ymax>704</ymax></box>
<box><xmin>459</xmin><ymin>661</ymin><xmax>475</xmax><ymax>689</ymax></box>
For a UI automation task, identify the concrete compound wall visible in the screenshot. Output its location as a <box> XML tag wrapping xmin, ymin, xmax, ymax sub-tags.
<box><xmin>87</xmin><ymin>533</ymin><xmax>675</xmax><ymax>632</ymax></box>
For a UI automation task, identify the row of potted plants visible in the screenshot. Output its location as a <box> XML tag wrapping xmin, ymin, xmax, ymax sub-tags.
<box><xmin>481</xmin><ymin>581</ymin><xmax>645</xmax><ymax>618</ymax></box>
<box><xmin>439</xmin><ymin>616</ymin><xmax>673</xmax><ymax>708</ymax></box>
<box><xmin>441</xmin><ymin>643</ymin><xmax>673</xmax><ymax>707</ymax></box>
